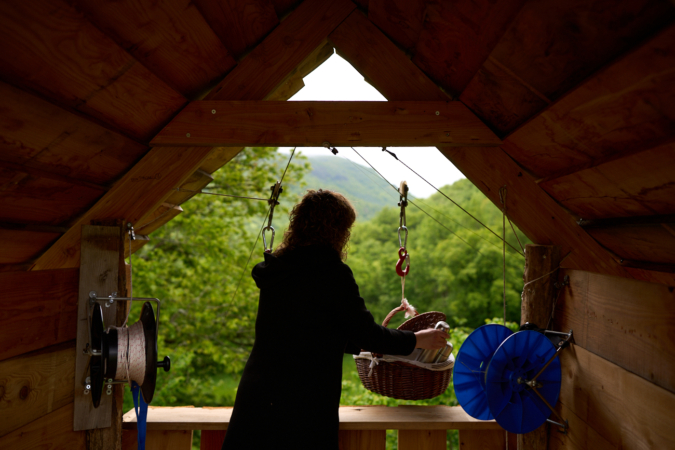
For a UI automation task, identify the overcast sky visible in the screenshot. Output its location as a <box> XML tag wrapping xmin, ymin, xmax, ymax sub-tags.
<box><xmin>278</xmin><ymin>52</ymin><xmax>465</xmax><ymax>199</ymax></box>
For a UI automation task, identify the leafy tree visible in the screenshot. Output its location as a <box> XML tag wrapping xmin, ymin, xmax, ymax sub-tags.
<box><xmin>123</xmin><ymin>147</ymin><xmax>309</xmax><ymax>411</ymax></box>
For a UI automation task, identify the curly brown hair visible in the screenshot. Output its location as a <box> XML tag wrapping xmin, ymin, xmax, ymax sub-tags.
<box><xmin>274</xmin><ymin>189</ymin><xmax>357</xmax><ymax>260</ymax></box>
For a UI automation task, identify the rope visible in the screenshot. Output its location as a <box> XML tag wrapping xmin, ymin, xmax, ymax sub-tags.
<box><xmin>116</xmin><ymin>320</ymin><xmax>146</xmax><ymax>387</ymax></box>
<box><xmin>499</xmin><ymin>186</ymin><xmax>507</xmax><ymax>327</ymax></box>
<box><xmin>380</xmin><ymin>147</ymin><xmax>524</xmax><ymax>257</ymax></box>
<box><xmin>522</xmin><ymin>251</ymin><xmax>572</xmax><ymax>288</ymax></box>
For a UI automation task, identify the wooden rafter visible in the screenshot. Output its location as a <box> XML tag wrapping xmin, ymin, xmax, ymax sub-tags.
<box><xmin>328</xmin><ymin>2</ymin><xmax>633</xmax><ymax>281</ymax></box>
<box><xmin>151</xmin><ymin>101</ymin><xmax>501</xmax><ymax>147</ymax></box>
<box><xmin>31</xmin><ymin>0</ymin><xmax>356</xmax><ymax>271</ymax></box>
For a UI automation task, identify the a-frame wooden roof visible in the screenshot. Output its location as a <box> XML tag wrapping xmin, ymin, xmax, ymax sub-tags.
<box><xmin>1</xmin><ymin>0</ymin><xmax>674</xmax><ymax>289</ymax></box>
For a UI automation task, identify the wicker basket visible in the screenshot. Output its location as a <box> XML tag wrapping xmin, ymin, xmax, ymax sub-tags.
<box><xmin>355</xmin><ymin>305</ymin><xmax>453</xmax><ymax>400</ymax></box>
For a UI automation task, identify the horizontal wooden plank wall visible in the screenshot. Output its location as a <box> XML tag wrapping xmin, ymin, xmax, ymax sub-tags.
<box><xmin>553</xmin><ymin>345</ymin><xmax>675</xmax><ymax>450</ymax></box>
<box><xmin>151</xmin><ymin>101</ymin><xmax>501</xmax><ymax>147</ymax></box>
<box><xmin>551</xmin><ymin>269</ymin><xmax>675</xmax><ymax>449</ymax></box>
<box><xmin>0</xmin><ymin>341</ymin><xmax>75</xmax><ymax>438</ymax></box>
<box><xmin>0</xmin><ymin>269</ymin><xmax>78</xmax><ymax>361</ymax></box>
<box><xmin>0</xmin><ymin>402</ymin><xmax>85</xmax><ymax>450</ymax></box>
<box><xmin>554</xmin><ymin>269</ymin><xmax>675</xmax><ymax>393</ymax></box>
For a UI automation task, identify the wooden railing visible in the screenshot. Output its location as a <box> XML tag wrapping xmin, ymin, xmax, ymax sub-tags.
<box><xmin>122</xmin><ymin>405</ymin><xmax>507</xmax><ymax>450</ymax></box>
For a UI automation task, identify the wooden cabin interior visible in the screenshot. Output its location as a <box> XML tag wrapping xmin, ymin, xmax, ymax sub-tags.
<box><xmin>1</xmin><ymin>0</ymin><xmax>674</xmax><ymax>449</ymax></box>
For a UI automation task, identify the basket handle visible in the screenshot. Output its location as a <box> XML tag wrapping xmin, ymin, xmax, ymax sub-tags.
<box><xmin>382</xmin><ymin>304</ymin><xmax>418</xmax><ymax>328</ymax></box>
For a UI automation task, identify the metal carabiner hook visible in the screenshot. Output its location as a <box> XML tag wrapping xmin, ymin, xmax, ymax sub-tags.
<box><xmin>398</xmin><ymin>226</ymin><xmax>408</xmax><ymax>249</ymax></box>
<box><xmin>262</xmin><ymin>226</ymin><xmax>275</xmax><ymax>253</ymax></box>
<box><xmin>396</xmin><ymin>247</ymin><xmax>410</xmax><ymax>277</ymax></box>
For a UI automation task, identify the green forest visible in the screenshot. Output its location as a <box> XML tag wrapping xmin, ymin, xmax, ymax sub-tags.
<box><xmin>123</xmin><ymin>147</ymin><xmax>528</xmax><ymax>448</ymax></box>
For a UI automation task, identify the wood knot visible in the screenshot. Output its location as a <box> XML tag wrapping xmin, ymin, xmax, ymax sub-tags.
<box><xmin>19</xmin><ymin>385</ymin><xmax>29</xmax><ymax>400</ymax></box>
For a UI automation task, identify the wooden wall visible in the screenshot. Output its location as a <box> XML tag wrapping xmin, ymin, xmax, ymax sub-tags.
<box><xmin>0</xmin><ymin>269</ymin><xmax>85</xmax><ymax>448</ymax></box>
<box><xmin>551</xmin><ymin>269</ymin><xmax>675</xmax><ymax>449</ymax></box>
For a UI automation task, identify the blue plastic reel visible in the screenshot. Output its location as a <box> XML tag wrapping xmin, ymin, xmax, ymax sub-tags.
<box><xmin>485</xmin><ymin>330</ymin><xmax>561</xmax><ymax>434</ymax></box>
<box><xmin>453</xmin><ymin>324</ymin><xmax>513</xmax><ymax>420</ymax></box>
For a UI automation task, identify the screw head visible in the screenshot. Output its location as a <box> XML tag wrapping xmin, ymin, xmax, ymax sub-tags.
<box><xmin>186</xmin><ymin>133</ymin><xmax>191</xmax><ymax>138</ymax></box>
<box><xmin>106</xmin><ymin>389</ymin><xmax>112</xmax><ymax>395</ymax></box>
<box><xmin>211</xmin><ymin>109</ymin><xmax>216</xmax><ymax>114</ymax></box>
<box><xmin>435</xmin><ymin>111</ymin><xmax>440</xmax><ymax>116</ymax></box>
<box><xmin>84</xmin><ymin>389</ymin><xmax>90</xmax><ymax>395</ymax></box>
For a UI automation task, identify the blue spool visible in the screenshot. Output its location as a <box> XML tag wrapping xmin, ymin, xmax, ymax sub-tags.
<box><xmin>453</xmin><ymin>324</ymin><xmax>513</xmax><ymax>420</ymax></box>
<box><xmin>485</xmin><ymin>330</ymin><xmax>561</xmax><ymax>434</ymax></box>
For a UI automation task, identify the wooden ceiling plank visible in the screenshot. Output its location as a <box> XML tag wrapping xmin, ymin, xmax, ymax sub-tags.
<box><xmin>270</xmin><ymin>0</ymin><xmax>303</xmax><ymax>18</ymax></box>
<box><xmin>0</xmin><ymin>229</ymin><xmax>62</xmax><ymax>264</ymax></box>
<box><xmin>329</xmin><ymin>10</ymin><xmax>450</xmax><ymax>102</ymax></box>
<box><xmin>0</xmin><ymin>0</ymin><xmax>186</xmax><ymax>142</ymax></box>
<box><xmin>367</xmin><ymin>0</ymin><xmax>427</xmax><ymax>53</ymax></box>
<box><xmin>540</xmin><ymin>142</ymin><xmax>675</xmax><ymax>219</ymax></box>
<box><xmin>152</xmin><ymin>101</ymin><xmax>501</xmax><ymax>147</ymax></box>
<box><xmin>73</xmin><ymin>0</ymin><xmax>237</xmax><ymax>99</ymax></box>
<box><xmin>412</xmin><ymin>0</ymin><xmax>528</xmax><ymax>97</ymax></box>
<box><xmin>586</xmin><ymin>225</ymin><xmax>675</xmax><ymax>266</ymax></box>
<box><xmin>31</xmin><ymin>147</ymin><xmax>214</xmax><ymax>270</ymax></box>
<box><xmin>0</xmin><ymin>81</ymin><xmax>148</xmax><ymax>186</ymax></box>
<box><xmin>491</xmin><ymin>0</ymin><xmax>675</xmax><ymax>102</ymax></box>
<box><xmin>0</xmin><ymin>160</ymin><xmax>107</xmax><ymax>192</ymax></box>
<box><xmin>504</xmin><ymin>23</ymin><xmax>675</xmax><ymax>180</ymax></box>
<box><xmin>0</xmin><ymin>169</ymin><xmax>104</xmax><ymax>227</ymax></box>
<box><xmin>461</xmin><ymin>0</ymin><xmax>675</xmax><ymax>139</ymax></box>
<box><xmin>205</xmin><ymin>0</ymin><xmax>356</xmax><ymax>101</ymax></box>
<box><xmin>197</xmin><ymin>147</ymin><xmax>247</xmax><ymax>175</ymax></box>
<box><xmin>192</xmin><ymin>0</ymin><xmax>279</xmax><ymax>61</ymax></box>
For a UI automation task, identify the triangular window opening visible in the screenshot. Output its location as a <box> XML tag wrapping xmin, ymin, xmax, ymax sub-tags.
<box><xmin>278</xmin><ymin>52</ymin><xmax>465</xmax><ymax>201</ymax></box>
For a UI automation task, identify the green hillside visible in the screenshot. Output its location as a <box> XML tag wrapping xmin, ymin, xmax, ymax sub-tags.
<box><xmin>294</xmin><ymin>155</ymin><xmax>399</xmax><ymax>220</ymax></box>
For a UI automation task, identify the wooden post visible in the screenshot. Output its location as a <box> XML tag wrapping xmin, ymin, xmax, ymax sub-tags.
<box><xmin>518</xmin><ymin>244</ymin><xmax>561</xmax><ymax>450</ymax></box>
<box><xmin>74</xmin><ymin>223</ymin><xmax>129</xmax><ymax>450</ymax></box>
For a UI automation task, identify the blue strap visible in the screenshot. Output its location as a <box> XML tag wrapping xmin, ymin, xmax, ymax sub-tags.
<box><xmin>132</xmin><ymin>382</ymin><xmax>148</xmax><ymax>450</ymax></box>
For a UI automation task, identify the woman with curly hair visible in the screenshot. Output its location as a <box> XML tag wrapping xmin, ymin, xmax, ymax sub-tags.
<box><xmin>222</xmin><ymin>189</ymin><xmax>447</xmax><ymax>450</ymax></box>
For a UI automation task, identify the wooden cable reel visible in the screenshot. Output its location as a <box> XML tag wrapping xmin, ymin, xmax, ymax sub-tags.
<box><xmin>87</xmin><ymin>294</ymin><xmax>170</xmax><ymax>408</ymax></box>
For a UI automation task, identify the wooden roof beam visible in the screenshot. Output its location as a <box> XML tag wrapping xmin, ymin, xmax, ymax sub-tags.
<box><xmin>31</xmin><ymin>0</ymin><xmax>356</xmax><ymax>271</ymax></box>
<box><xmin>151</xmin><ymin>101</ymin><xmax>501</xmax><ymax>147</ymax></box>
<box><xmin>327</xmin><ymin>2</ymin><xmax>648</xmax><ymax>282</ymax></box>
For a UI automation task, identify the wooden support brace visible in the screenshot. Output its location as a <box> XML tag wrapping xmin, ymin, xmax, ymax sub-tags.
<box><xmin>151</xmin><ymin>101</ymin><xmax>501</xmax><ymax>147</ymax></box>
<box><xmin>519</xmin><ymin>244</ymin><xmax>561</xmax><ymax>450</ymax></box>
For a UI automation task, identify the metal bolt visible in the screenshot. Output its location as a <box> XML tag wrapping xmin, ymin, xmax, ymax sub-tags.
<box><xmin>435</xmin><ymin>111</ymin><xmax>440</xmax><ymax>116</ymax></box>
<box><xmin>108</xmin><ymin>379</ymin><xmax>113</xmax><ymax>383</ymax></box>
<box><xmin>106</xmin><ymin>389</ymin><xmax>112</xmax><ymax>395</ymax></box>
<box><xmin>211</xmin><ymin>109</ymin><xmax>216</xmax><ymax>114</ymax></box>
<box><xmin>446</xmin><ymin>133</ymin><xmax>450</xmax><ymax>136</ymax></box>
<box><xmin>186</xmin><ymin>133</ymin><xmax>191</xmax><ymax>138</ymax></box>
<box><xmin>85</xmin><ymin>384</ymin><xmax>91</xmax><ymax>390</ymax></box>
<box><xmin>86</xmin><ymin>377</ymin><xmax>91</xmax><ymax>384</ymax></box>
<box><xmin>84</xmin><ymin>389</ymin><xmax>90</xmax><ymax>395</ymax></box>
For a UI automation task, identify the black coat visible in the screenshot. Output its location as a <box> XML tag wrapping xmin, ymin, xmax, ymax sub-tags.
<box><xmin>222</xmin><ymin>244</ymin><xmax>416</xmax><ymax>450</ymax></box>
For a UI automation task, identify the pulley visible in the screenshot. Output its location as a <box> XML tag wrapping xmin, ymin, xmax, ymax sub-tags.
<box><xmin>453</xmin><ymin>323</ymin><xmax>572</xmax><ymax>434</ymax></box>
<box><xmin>87</xmin><ymin>293</ymin><xmax>170</xmax><ymax>408</ymax></box>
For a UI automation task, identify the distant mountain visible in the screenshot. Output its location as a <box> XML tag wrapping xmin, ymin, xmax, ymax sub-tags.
<box><xmin>295</xmin><ymin>155</ymin><xmax>400</xmax><ymax>221</ymax></box>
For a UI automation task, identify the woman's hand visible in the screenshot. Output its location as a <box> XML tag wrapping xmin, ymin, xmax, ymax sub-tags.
<box><xmin>414</xmin><ymin>329</ymin><xmax>448</xmax><ymax>349</ymax></box>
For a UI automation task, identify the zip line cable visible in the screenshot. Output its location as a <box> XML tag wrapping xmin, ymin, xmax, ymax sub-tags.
<box><xmin>379</xmin><ymin>148</ymin><xmax>524</xmax><ymax>256</ymax></box>
<box><xmin>174</xmin><ymin>188</ymin><xmax>269</xmax><ymax>202</ymax></box>
<box><xmin>348</xmin><ymin>147</ymin><xmax>485</xmax><ymax>256</ymax></box>
<box><xmin>230</xmin><ymin>148</ymin><xmax>297</xmax><ymax>303</ymax></box>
